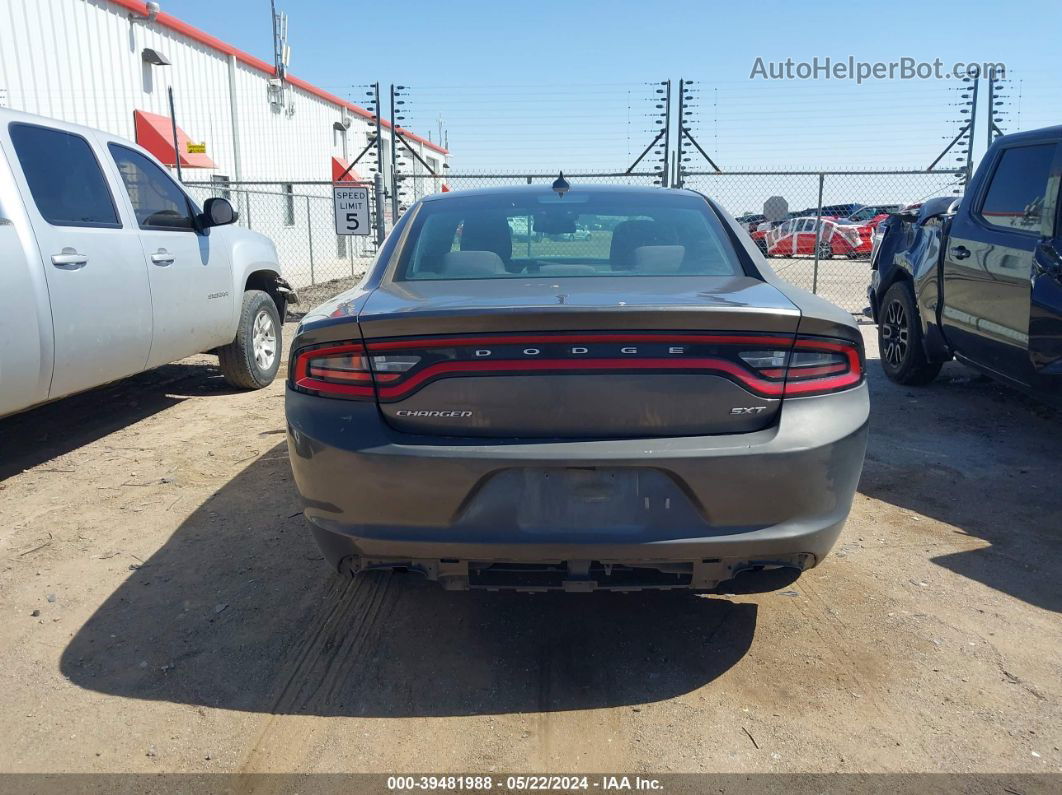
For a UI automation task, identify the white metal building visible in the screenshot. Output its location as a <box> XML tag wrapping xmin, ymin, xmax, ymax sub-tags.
<box><xmin>0</xmin><ymin>0</ymin><xmax>451</xmax><ymax>290</ymax></box>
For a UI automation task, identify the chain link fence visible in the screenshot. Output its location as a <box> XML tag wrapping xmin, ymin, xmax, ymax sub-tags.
<box><xmin>185</xmin><ymin>181</ymin><xmax>379</xmax><ymax>309</ymax></box>
<box><xmin>682</xmin><ymin>170</ymin><xmax>965</xmax><ymax>313</ymax></box>
<box><xmin>187</xmin><ymin>170</ymin><xmax>963</xmax><ymax>316</ymax></box>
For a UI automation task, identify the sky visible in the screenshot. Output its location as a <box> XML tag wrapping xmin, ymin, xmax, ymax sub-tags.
<box><xmin>158</xmin><ymin>0</ymin><xmax>1060</xmax><ymax>207</ymax></box>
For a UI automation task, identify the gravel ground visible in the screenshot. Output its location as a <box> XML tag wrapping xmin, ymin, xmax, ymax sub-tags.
<box><xmin>0</xmin><ymin>324</ymin><xmax>1058</xmax><ymax>777</ymax></box>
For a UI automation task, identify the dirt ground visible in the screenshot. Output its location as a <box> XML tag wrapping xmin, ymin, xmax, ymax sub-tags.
<box><xmin>0</xmin><ymin>323</ymin><xmax>1058</xmax><ymax>777</ymax></box>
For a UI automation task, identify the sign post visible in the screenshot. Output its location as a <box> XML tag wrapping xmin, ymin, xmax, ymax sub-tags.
<box><xmin>333</xmin><ymin>185</ymin><xmax>370</xmax><ymax>236</ymax></box>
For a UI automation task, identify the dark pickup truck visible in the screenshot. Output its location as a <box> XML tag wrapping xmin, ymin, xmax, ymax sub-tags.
<box><xmin>867</xmin><ymin>125</ymin><xmax>1062</xmax><ymax>402</ymax></box>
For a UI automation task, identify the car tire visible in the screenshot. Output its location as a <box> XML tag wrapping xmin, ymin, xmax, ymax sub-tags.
<box><xmin>878</xmin><ymin>282</ymin><xmax>942</xmax><ymax>385</ymax></box>
<box><xmin>218</xmin><ymin>290</ymin><xmax>282</xmax><ymax>389</ymax></box>
<box><xmin>817</xmin><ymin>240</ymin><xmax>833</xmax><ymax>259</ymax></box>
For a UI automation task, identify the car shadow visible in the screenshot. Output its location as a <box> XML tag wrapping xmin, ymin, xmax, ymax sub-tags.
<box><xmin>0</xmin><ymin>361</ymin><xmax>236</xmax><ymax>482</ymax></box>
<box><xmin>859</xmin><ymin>358</ymin><xmax>1062</xmax><ymax>613</ymax></box>
<box><xmin>61</xmin><ymin>442</ymin><xmax>763</xmax><ymax>717</ymax></box>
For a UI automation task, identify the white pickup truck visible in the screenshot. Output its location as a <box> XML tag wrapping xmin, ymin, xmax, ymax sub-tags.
<box><xmin>0</xmin><ymin>109</ymin><xmax>296</xmax><ymax>418</ymax></box>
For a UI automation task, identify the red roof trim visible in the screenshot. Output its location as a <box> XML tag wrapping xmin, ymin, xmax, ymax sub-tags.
<box><xmin>107</xmin><ymin>0</ymin><xmax>447</xmax><ymax>155</ymax></box>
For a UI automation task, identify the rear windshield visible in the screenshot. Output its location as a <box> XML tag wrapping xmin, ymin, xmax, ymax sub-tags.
<box><xmin>394</xmin><ymin>191</ymin><xmax>744</xmax><ymax>281</ymax></box>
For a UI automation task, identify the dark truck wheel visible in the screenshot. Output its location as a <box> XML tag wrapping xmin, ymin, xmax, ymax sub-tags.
<box><xmin>878</xmin><ymin>282</ymin><xmax>942</xmax><ymax>385</ymax></box>
<box><xmin>218</xmin><ymin>290</ymin><xmax>282</xmax><ymax>389</ymax></box>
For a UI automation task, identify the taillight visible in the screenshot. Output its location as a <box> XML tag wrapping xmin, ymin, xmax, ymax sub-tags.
<box><xmin>290</xmin><ymin>333</ymin><xmax>862</xmax><ymax>401</ymax></box>
<box><xmin>741</xmin><ymin>337</ymin><xmax>863</xmax><ymax>396</ymax></box>
<box><xmin>291</xmin><ymin>341</ymin><xmax>376</xmax><ymax>399</ymax></box>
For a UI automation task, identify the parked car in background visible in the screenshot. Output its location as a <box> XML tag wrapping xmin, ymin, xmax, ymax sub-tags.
<box><xmin>286</xmin><ymin>183</ymin><xmax>869</xmax><ymax>592</ymax></box>
<box><xmin>830</xmin><ymin>220</ymin><xmax>876</xmax><ymax>259</ymax></box>
<box><xmin>749</xmin><ymin>219</ymin><xmax>775</xmax><ymax>255</ymax></box>
<box><xmin>843</xmin><ymin>204</ymin><xmax>901</xmax><ymax>224</ymax></box>
<box><xmin>0</xmin><ymin>109</ymin><xmax>295</xmax><ymax>418</ymax></box>
<box><xmin>764</xmin><ymin>217</ymin><xmax>868</xmax><ymax>259</ymax></box>
<box><xmin>868</xmin><ymin>125</ymin><xmax>1062</xmax><ymax>401</ymax></box>
<box><xmin>766</xmin><ymin>217</ymin><xmax>826</xmax><ymax>257</ymax></box>
<box><xmin>736</xmin><ymin>213</ymin><xmax>766</xmax><ymax>233</ymax></box>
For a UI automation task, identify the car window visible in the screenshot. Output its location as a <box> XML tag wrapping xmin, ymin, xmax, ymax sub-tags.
<box><xmin>396</xmin><ymin>192</ymin><xmax>743</xmax><ymax>281</ymax></box>
<box><xmin>979</xmin><ymin>143</ymin><xmax>1056</xmax><ymax>232</ymax></box>
<box><xmin>108</xmin><ymin>143</ymin><xmax>197</xmax><ymax>231</ymax></box>
<box><xmin>9</xmin><ymin>123</ymin><xmax>120</xmax><ymax>228</ymax></box>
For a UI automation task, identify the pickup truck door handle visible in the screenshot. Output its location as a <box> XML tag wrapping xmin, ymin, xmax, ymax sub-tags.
<box><xmin>50</xmin><ymin>248</ymin><xmax>88</xmax><ymax>269</ymax></box>
<box><xmin>150</xmin><ymin>249</ymin><xmax>175</xmax><ymax>266</ymax></box>
<box><xmin>951</xmin><ymin>245</ymin><xmax>971</xmax><ymax>260</ymax></box>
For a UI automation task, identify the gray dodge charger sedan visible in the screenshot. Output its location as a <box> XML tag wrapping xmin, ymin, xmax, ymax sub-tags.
<box><xmin>285</xmin><ymin>184</ymin><xmax>868</xmax><ymax>592</ymax></box>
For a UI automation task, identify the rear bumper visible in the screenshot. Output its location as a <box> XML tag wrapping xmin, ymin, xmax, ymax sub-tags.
<box><xmin>285</xmin><ymin>384</ymin><xmax>868</xmax><ymax>590</ymax></box>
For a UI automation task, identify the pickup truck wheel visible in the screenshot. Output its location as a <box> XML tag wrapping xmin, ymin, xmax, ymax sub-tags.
<box><xmin>879</xmin><ymin>282</ymin><xmax>942</xmax><ymax>385</ymax></box>
<box><xmin>218</xmin><ymin>290</ymin><xmax>282</xmax><ymax>389</ymax></box>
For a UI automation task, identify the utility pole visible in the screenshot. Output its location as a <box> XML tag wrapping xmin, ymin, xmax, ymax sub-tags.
<box><xmin>270</xmin><ymin>0</ymin><xmax>278</xmax><ymax>70</ymax></box>
<box><xmin>675</xmin><ymin>78</ymin><xmax>685</xmax><ymax>188</ymax></box>
<box><xmin>662</xmin><ymin>79</ymin><xmax>671</xmax><ymax>187</ymax></box>
<box><xmin>986</xmin><ymin>76</ymin><xmax>996</xmax><ymax>149</ymax></box>
<box><xmin>927</xmin><ymin>76</ymin><xmax>978</xmax><ymax>187</ymax></box>
<box><xmin>373</xmin><ymin>82</ymin><xmax>385</xmax><ymax>243</ymax></box>
<box><xmin>389</xmin><ymin>84</ymin><xmax>399</xmax><ymax>224</ymax></box>
<box><xmin>966</xmin><ymin>77</ymin><xmax>979</xmax><ymax>185</ymax></box>
<box><xmin>986</xmin><ymin>73</ymin><xmax>1006</xmax><ymax>148</ymax></box>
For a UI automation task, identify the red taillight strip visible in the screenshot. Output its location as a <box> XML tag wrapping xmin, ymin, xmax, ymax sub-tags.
<box><xmin>783</xmin><ymin>338</ymin><xmax>863</xmax><ymax>395</ymax></box>
<box><xmin>294</xmin><ymin>375</ymin><xmax>375</xmax><ymax>398</ymax></box>
<box><xmin>374</xmin><ymin>357</ymin><xmax>786</xmax><ymax>399</ymax></box>
<box><xmin>293</xmin><ymin>343</ymin><xmax>375</xmax><ymax>398</ymax></box>
<box><xmin>308</xmin><ymin>367</ymin><xmax>373</xmax><ymax>383</ymax></box>
<box><xmin>365</xmin><ymin>332</ymin><xmax>797</xmax><ymax>352</ymax></box>
<box><xmin>308</xmin><ymin>368</ymin><xmax>401</xmax><ymax>383</ymax></box>
<box><xmin>761</xmin><ymin>362</ymin><xmax>848</xmax><ymax>379</ymax></box>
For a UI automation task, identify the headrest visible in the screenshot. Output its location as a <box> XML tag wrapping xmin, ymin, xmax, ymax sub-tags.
<box><xmin>441</xmin><ymin>250</ymin><xmax>505</xmax><ymax>276</ymax></box>
<box><xmin>631</xmin><ymin>245</ymin><xmax>686</xmax><ymax>273</ymax></box>
<box><xmin>460</xmin><ymin>215</ymin><xmax>512</xmax><ymax>261</ymax></box>
<box><xmin>609</xmin><ymin>220</ymin><xmax>676</xmax><ymax>270</ymax></box>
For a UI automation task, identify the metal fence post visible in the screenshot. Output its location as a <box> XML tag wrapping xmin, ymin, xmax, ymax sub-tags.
<box><xmin>374</xmin><ymin>172</ymin><xmax>386</xmax><ymax>246</ymax></box>
<box><xmin>812</xmin><ymin>172</ymin><xmax>824</xmax><ymax>295</ymax></box>
<box><xmin>306</xmin><ymin>195</ymin><xmax>315</xmax><ymax>286</ymax></box>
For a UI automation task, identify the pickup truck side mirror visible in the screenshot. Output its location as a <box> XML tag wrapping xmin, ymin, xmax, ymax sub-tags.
<box><xmin>201</xmin><ymin>197</ymin><xmax>238</xmax><ymax>228</ymax></box>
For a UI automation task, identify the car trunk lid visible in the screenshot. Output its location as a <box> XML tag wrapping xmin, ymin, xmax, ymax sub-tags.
<box><xmin>357</xmin><ymin>276</ymin><xmax>803</xmax><ymax>438</ymax></box>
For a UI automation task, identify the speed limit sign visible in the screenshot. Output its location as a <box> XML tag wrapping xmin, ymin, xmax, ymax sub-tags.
<box><xmin>333</xmin><ymin>185</ymin><xmax>370</xmax><ymax>236</ymax></box>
